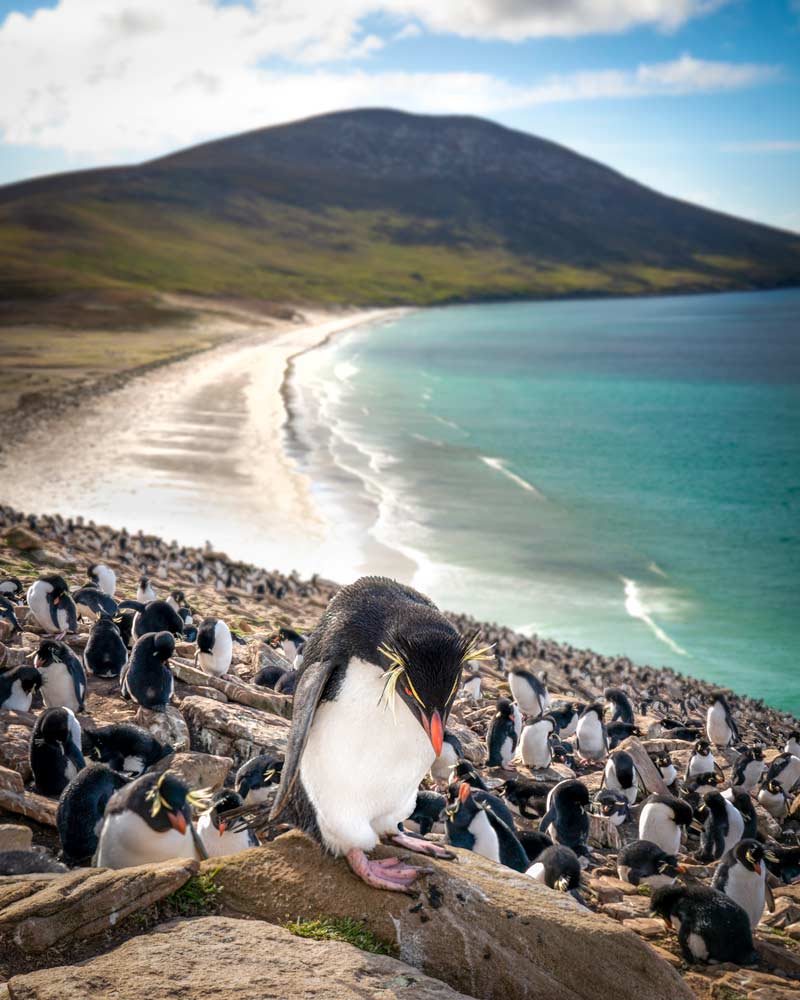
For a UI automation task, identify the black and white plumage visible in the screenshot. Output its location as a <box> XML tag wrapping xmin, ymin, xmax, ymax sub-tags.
<box><xmin>731</xmin><ymin>792</ymin><xmax>758</xmax><ymax>840</ymax></box>
<box><xmin>607</xmin><ymin>721</ymin><xmax>640</xmax><ymax>749</ymax></box>
<box><xmin>507</xmin><ymin>668</ymin><xmax>550</xmax><ymax>717</ymax></box>
<box><xmin>526</xmin><ymin>844</ymin><xmax>583</xmax><ymax>896</ymax></box>
<box><xmin>539</xmin><ymin>779</ymin><xmax>591</xmax><ymax>857</ymax></box>
<box><xmin>136</xmin><ymin>576</ymin><xmax>157</xmax><ymax>603</ymax></box>
<box><xmin>56</xmin><ymin>763</ymin><xmax>128</xmax><ymax>864</ymax></box>
<box><xmin>519</xmin><ymin>714</ymin><xmax>557</xmax><ymax>769</ymax></box>
<box><xmin>763</xmin><ymin>751</ymin><xmax>800</xmax><ymax>794</ymax></box>
<box><xmin>196</xmin><ymin>617</ymin><xmax>233</xmax><ymax>677</ymax></box>
<box><xmin>650</xmin><ymin>751</ymin><xmax>678</xmax><ymax>787</ymax></box>
<box><xmin>452</xmin><ymin>759</ymin><xmax>488</xmax><ymax>790</ymax></box>
<box><xmin>549</xmin><ymin>701</ymin><xmax>579</xmax><ymax>738</ymax></box>
<box><xmin>486</xmin><ymin>698</ymin><xmax>517</xmax><ymax>768</ymax></box>
<box><xmin>0</xmin><ymin>594</ymin><xmax>21</xmax><ymax>634</ymax></box>
<box><xmin>403</xmin><ymin>790</ymin><xmax>446</xmax><ymax>837</ymax></box>
<box><xmin>197</xmin><ymin>790</ymin><xmax>258</xmax><ymax>857</ymax></box>
<box><xmin>34</xmin><ymin>638</ymin><xmax>86</xmax><ymax>713</ymax></box>
<box><xmin>0</xmin><ymin>664</ymin><xmax>41</xmax><ymax>712</ymax></box>
<box><xmin>593</xmin><ymin>789</ymin><xmax>630</xmax><ymax>827</ymax></box>
<box><xmin>517</xmin><ymin>829</ymin><xmax>553</xmax><ymax>865</ymax></box>
<box><xmin>764</xmin><ymin>843</ymin><xmax>800</xmax><ymax>884</ymax></box>
<box><xmin>166</xmin><ymin>590</ymin><xmax>187</xmax><ymax>614</ymax></box>
<box><xmin>500</xmin><ymin>777</ymin><xmax>549</xmax><ymax>820</ymax></box>
<box><xmin>27</xmin><ymin>575</ymin><xmax>78</xmax><ymax>634</ymax></box>
<box><xmin>0</xmin><ymin>576</ymin><xmax>23</xmax><ymax>600</ymax></box>
<box><xmin>713</xmin><ymin>839</ymin><xmax>773</xmax><ymax>929</ymax></box>
<box><xmin>728</xmin><ymin>747</ymin><xmax>766</xmax><ymax>794</ymax></box>
<box><xmin>445</xmin><ymin>782</ymin><xmax>528</xmax><ymax>872</ymax></box>
<box><xmin>73</xmin><ymin>586</ymin><xmax>117</xmax><ymax>621</ymax></box>
<box><xmin>120</xmin><ymin>631</ymin><xmax>175</xmax><ymax>710</ymax></box>
<box><xmin>87</xmin><ymin>563</ymin><xmax>116</xmax><ymax>598</ymax></box>
<box><xmin>638</xmin><ymin>794</ymin><xmax>693</xmax><ymax>855</ymax></box>
<box><xmin>758</xmin><ymin>778</ymin><xmax>790</xmax><ymax>821</ymax></box>
<box><xmin>706</xmin><ymin>693</ymin><xmax>738</xmax><ymax>747</ymax></box>
<box><xmin>129</xmin><ymin>600</ymin><xmax>185</xmax><ymax>641</ymax></box>
<box><xmin>30</xmin><ymin>706</ymin><xmax>85</xmax><ymax>797</ymax></box>
<box><xmin>650</xmin><ymin>884</ymin><xmax>757</xmax><ymax>965</ymax></box>
<box><xmin>603</xmin><ymin>750</ymin><xmax>638</xmax><ymax>805</ymax></box>
<box><xmin>694</xmin><ymin>790</ymin><xmax>745</xmax><ymax>862</ymax></box>
<box><xmin>266</xmin><ymin>627</ymin><xmax>306</xmax><ymax>666</ymax></box>
<box><xmin>268</xmin><ymin>577</ymin><xmax>473</xmax><ymax>891</ymax></box>
<box><xmin>604</xmin><ymin>687</ymin><xmax>635</xmax><ymax>725</ymax></box>
<box><xmin>84</xmin><ymin>615</ymin><xmax>128</xmax><ymax>678</ymax></box>
<box><xmin>784</xmin><ymin>731</ymin><xmax>800</xmax><ymax>757</ymax></box>
<box><xmin>685</xmin><ymin>740</ymin><xmax>716</xmax><ymax>781</ymax></box>
<box><xmin>84</xmin><ymin>722</ymin><xmax>173</xmax><ymax>776</ymax></box>
<box><xmin>446</xmin><ymin>783</ymin><xmax>517</xmax><ymax>832</ymax></box>
<box><xmin>617</xmin><ymin>840</ymin><xmax>682</xmax><ymax>888</ymax></box>
<box><xmin>576</xmin><ymin>703</ymin><xmax>607</xmax><ymax>761</ymax></box>
<box><xmin>235</xmin><ymin>755</ymin><xmax>283</xmax><ymax>806</ymax></box>
<box><xmin>462</xmin><ymin>669</ymin><xmax>482</xmax><ymax>700</ymax></box>
<box><xmin>431</xmin><ymin>730</ymin><xmax>464</xmax><ymax>782</ymax></box>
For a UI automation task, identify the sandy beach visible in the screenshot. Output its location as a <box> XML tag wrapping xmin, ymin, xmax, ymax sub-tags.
<box><xmin>0</xmin><ymin>307</ymin><xmax>398</xmax><ymax>579</ymax></box>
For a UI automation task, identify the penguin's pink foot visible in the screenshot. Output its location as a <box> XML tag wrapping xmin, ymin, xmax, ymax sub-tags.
<box><xmin>390</xmin><ymin>831</ymin><xmax>456</xmax><ymax>859</ymax></box>
<box><xmin>346</xmin><ymin>849</ymin><xmax>431</xmax><ymax>891</ymax></box>
<box><xmin>55</xmin><ymin>631</ymin><xmax>67</xmax><ymax>641</ymax></box>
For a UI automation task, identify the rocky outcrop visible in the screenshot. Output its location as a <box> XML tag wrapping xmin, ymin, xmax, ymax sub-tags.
<box><xmin>204</xmin><ymin>831</ymin><xmax>692</xmax><ymax>1000</ymax></box>
<box><xmin>3</xmin><ymin>915</ymin><xmax>474</xmax><ymax>999</ymax></box>
<box><xmin>150</xmin><ymin>750</ymin><xmax>232</xmax><ymax>791</ymax></box>
<box><xmin>181</xmin><ymin>695</ymin><xmax>290</xmax><ymax>768</ymax></box>
<box><xmin>135</xmin><ymin>705</ymin><xmax>190</xmax><ymax>753</ymax></box>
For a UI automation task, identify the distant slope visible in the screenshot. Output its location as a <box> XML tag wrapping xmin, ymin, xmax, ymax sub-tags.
<box><xmin>2</xmin><ymin>108</ymin><xmax>799</xmax><ymax>324</ymax></box>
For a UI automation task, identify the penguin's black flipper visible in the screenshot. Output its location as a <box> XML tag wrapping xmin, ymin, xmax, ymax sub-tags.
<box><xmin>270</xmin><ymin>657</ymin><xmax>340</xmax><ymax>822</ymax></box>
<box><xmin>118</xmin><ymin>600</ymin><xmax>146</xmax><ymax>611</ymax></box>
<box><xmin>766</xmin><ymin>879</ymin><xmax>776</xmax><ymax>913</ymax></box>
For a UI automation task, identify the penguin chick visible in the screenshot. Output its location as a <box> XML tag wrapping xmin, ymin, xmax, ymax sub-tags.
<box><xmin>607</xmin><ymin>721</ymin><xmax>640</xmax><ymax>749</ymax></box>
<box><xmin>706</xmin><ymin>693</ymin><xmax>738</xmax><ymax>747</ymax></box>
<box><xmin>650</xmin><ymin>884</ymin><xmax>757</xmax><ymax>965</ymax></box>
<box><xmin>83</xmin><ymin>722</ymin><xmax>173</xmax><ymax>776</ymax></box>
<box><xmin>539</xmin><ymin>779</ymin><xmax>591</xmax><ymax>857</ymax></box>
<box><xmin>0</xmin><ymin>664</ymin><xmax>41</xmax><ymax>712</ymax></box>
<box><xmin>507</xmin><ymin>668</ymin><xmax>550</xmax><ymax>718</ymax></box>
<box><xmin>517</xmin><ymin>829</ymin><xmax>553</xmax><ymax>865</ymax></box>
<box><xmin>196</xmin><ymin>617</ymin><xmax>233</xmax><ymax>677</ymax></box>
<box><xmin>604</xmin><ymin>687</ymin><xmax>634</xmax><ymax>725</ymax></box>
<box><xmin>27</xmin><ymin>575</ymin><xmax>78</xmax><ymax>635</ymax></box>
<box><xmin>617</xmin><ymin>840</ymin><xmax>683</xmax><ymax>888</ymax></box>
<box><xmin>95</xmin><ymin>770</ymin><xmax>211</xmax><ymax>868</ymax></box>
<box><xmin>235</xmin><ymin>755</ymin><xmax>284</xmax><ymax>806</ymax></box>
<box><xmin>254</xmin><ymin>663</ymin><xmax>288</xmax><ymax>689</ymax></box>
<box><xmin>84</xmin><ymin>614</ymin><xmax>128</xmax><ymax>678</ymax></box>
<box><xmin>638</xmin><ymin>794</ymin><xmax>693</xmax><ymax>856</ymax></box>
<box><xmin>197</xmin><ymin>790</ymin><xmax>258</xmax><ymax>857</ymax></box>
<box><xmin>445</xmin><ymin>782</ymin><xmax>528</xmax><ymax>872</ymax></box>
<box><xmin>87</xmin><ymin>563</ymin><xmax>116</xmax><ymax>598</ymax></box>
<box><xmin>486</xmin><ymin>697</ymin><xmax>517</xmax><ymax>768</ymax></box>
<box><xmin>30</xmin><ymin>706</ymin><xmax>85</xmax><ymax>797</ymax></box>
<box><xmin>519</xmin><ymin>714</ymin><xmax>557</xmax><ymax>769</ymax></box>
<box><xmin>120</xmin><ymin>631</ymin><xmax>175</xmax><ymax>710</ymax></box>
<box><xmin>57</xmin><ymin>763</ymin><xmax>128</xmax><ymax>865</ymax></box>
<box><xmin>603</xmin><ymin>750</ymin><xmax>638</xmax><ymax>805</ymax></box>
<box><xmin>576</xmin><ymin>703</ymin><xmax>607</xmax><ymax>761</ymax></box>
<box><xmin>500</xmin><ymin>777</ymin><xmax>549</xmax><ymax>820</ymax></box>
<box><xmin>34</xmin><ymin>638</ymin><xmax>86</xmax><ymax>713</ymax></box>
<box><xmin>713</xmin><ymin>839</ymin><xmax>773</xmax><ymax>929</ymax></box>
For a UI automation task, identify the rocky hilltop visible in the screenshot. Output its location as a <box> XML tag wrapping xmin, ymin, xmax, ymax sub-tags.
<box><xmin>1</xmin><ymin>504</ymin><xmax>799</xmax><ymax>1000</ymax></box>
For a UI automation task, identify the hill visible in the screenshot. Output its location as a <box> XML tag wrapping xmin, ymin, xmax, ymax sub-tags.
<box><xmin>2</xmin><ymin>108</ymin><xmax>799</xmax><ymax>324</ymax></box>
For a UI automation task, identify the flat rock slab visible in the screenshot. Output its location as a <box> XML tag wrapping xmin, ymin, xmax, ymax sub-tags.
<box><xmin>181</xmin><ymin>695</ymin><xmax>289</xmax><ymax>768</ymax></box>
<box><xmin>151</xmin><ymin>750</ymin><xmax>233</xmax><ymax>791</ymax></box>
<box><xmin>204</xmin><ymin>831</ymin><xmax>692</xmax><ymax>1000</ymax></box>
<box><xmin>5</xmin><ymin>915</ymin><xmax>474</xmax><ymax>1000</ymax></box>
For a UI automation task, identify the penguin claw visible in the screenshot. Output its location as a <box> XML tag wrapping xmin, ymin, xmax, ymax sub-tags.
<box><xmin>390</xmin><ymin>831</ymin><xmax>456</xmax><ymax>859</ymax></box>
<box><xmin>346</xmin><ymin>849</ymin><xmax>430</xmax><ymax>892</ymax></box>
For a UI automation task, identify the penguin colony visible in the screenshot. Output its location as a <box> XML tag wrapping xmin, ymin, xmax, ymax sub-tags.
<box><xmin>1</xmin><ymin>507</ymin><xmax>800</xmax><ymax>986</ymax></box>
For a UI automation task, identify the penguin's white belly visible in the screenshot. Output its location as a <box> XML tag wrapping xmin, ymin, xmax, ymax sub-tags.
<box><xmin>96</xmin><ymin>812</ymin><xmax>196</xmax><ymax>869</ymax></box>
<box><xmin>725</xmin><ymin>865</ymin><xmax>764</xmax><ymax>928</ymax></box>
<box><xmin>689</xmin><ymin>755</ymin><xmax>713</xmax><ymax>776</ymax></box>
<box><xmin>198</xmin><ymin>650</ymin><xmax>227</xmax><ymax>677</ymax></box>
<box><xmin>300</xmin><ymin>658</ymin><xmax>435</xmax><ymax>855</ymax></box>
<box><xmin>468</xmin><ymin>809</ymin><xmax>500</xmax><ymax>863</ymax></box>
<box><xmin>197</xmin><ymin>814</ymin><xmax>254</xmax><ymax>858</ymax></box>
<box><xmin>41</xmin><ymin>666</ymin><xmax>79</xmax><ymax>711</ymax></box>
<box><xmin>642</xmin><ymin>873</ymin><xmax>675</xmax><ymax>888</ymax></box>
<box><xmin>463</xmin><ymin>676</ymin><xmax>481</xmax><ymax>700</ymax></box>
<box><xmin>660</xmin><ymin>765</ymin><xmax>677</xmax><ymax>786</ymax></box>
<box><xmin>526</xmin><ymin>861</ymin><xmax>545</xmax><ymax>882</ymax></box>
<box><xmin>500</xmin><ymin>736</ymin><xmax>513</xmax><ymax>766</ymax></box>
<box><xmin>577</xmin><ymin>719</ymin><xmax>604</xmax><ymax>758</ymax></box>
<box><xmin>776</xmin><ymin>757</ymin><xmax>800</xmax><ymax>791</ymax></box>
<box><xmin>123</xmin><ymin>755</ymin><xmax>145</xmax><ymax>775</ymax></box>
<box><xmin>508</xmin><ymin>675</ymin><xmax>542</xmax><ymax>716</ymax></box>
<box><xmin>687</xmin><ymin>933</ymin><xmax>708</xmax><ymax>961</ymax></box>
<box><xmin>707</xmin><ymin>704</ymin><xmax>731</xmax><ymax>745</ymax></box>
<box><xmin>639</xmin><ymin>803</ymin><xmax>680</xmax><ymax>855</ymax></box>
<box><xmin>64</xmin><ymin>758</ymin><xmax>79</xmax><ymax>782</ymax></box>
<box><xmin>243</xmin><ymin>786</ymin><xmax>274</xmax><ymax>806</ymax></box>
<box><xmin>738</xmin><ymin>761</ymin><xmax>765</xmax><ymax>790</ymax></box>
<box><xmin>4</xmin><ymin>680</ymin><xmax>32</xmax><ymax>712</ymax></box>
<box><xmin>431</xmin><ymin>740</ymin><xmax>458</xmax><ymax>782</ymax></box>
<box><xmin>27</xmin><ymin>585</ymin><xmax>56</xmax><ymax>631</ymax></box>
<box><xmin>520</xmin><ymin>727</ymin><xmax>550</xmax><ymax>768</ymax></box>
<box><xmin>560</xmin><ymin>716</ymin><xmax>578</xmax><ymax>739</ymax></box>
<box><xmin>723</xmin><ymin>801</ymin><xmax>744</xmax><ymax>853</ymax></box>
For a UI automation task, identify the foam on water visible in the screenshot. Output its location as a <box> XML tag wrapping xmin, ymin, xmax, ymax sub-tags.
<box><xmin>480</xmin><ymin>456</ymin><xmax>546</xmax><ymax>500</ymax></box>
<box><xmin>622</xmin><ymin>578</ymin><xmax>688</xmax><ymax>657</ymax></box>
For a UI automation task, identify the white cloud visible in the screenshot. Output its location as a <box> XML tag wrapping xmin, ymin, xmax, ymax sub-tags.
<box><xmin>720</xmin><ymin>140</ymin><xmax>800</xmax><ymax>153</ymax></box>
<box><xmin>0</xmin><ymin>2</ymin><xmax>777</xmax><ymax>158</ymax></box>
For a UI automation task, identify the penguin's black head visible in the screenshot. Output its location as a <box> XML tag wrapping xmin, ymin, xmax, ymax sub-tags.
<box><xmin>555</xmin><ymin>779</ymin><xmax>591</xmax><ymax>811</ymax></box>
<box><xmin>143</xmin><ymin>772</ymin><xmax>209</xmax><ymax>834</ymax></box>
<box><xmin>751</xmin><ymin>745</ymin><xmax>765</xmax><ymax>760</ymax></box>
<box><xmin>38</xmin><ymin>707</ymin><xmax>71</xmax><ymax>745</ymax></box>
<box><xmin>656</xmin><ymin>851</ymin><xmax>683</xmax><ymax>879</ymax></box>
<box><xmin>16</xmin><ymin>665</ymin><xmax>42</xmax><ymax>694</ymax></box>
<box><xmin>171</xmin><ymin>590</ymin><xmax>187</xmax><ymax>606</ymax></box>
<box><xmin>34</xmin><ymin>638</ymin><xmax>69</xmax><ymax>669</ymax></box>
<box><xmin>593</xmin><ymin>789</ymin><xmax>628</xmax><ymax>818</ymax></box>
<box><xmin>765</xmin><ymin>779</ymin><xmax>783</xmax><ymax>795</ymax></box>
<box><xmin>582</xmin><ymin>702</ymin><xmax>605</xmax><ymax>721</ymax></box>
<box><xmin>735</xmin><ymin>839</ymin><xmax>765</xmax><ymax>875</ymax></box>
<box><xmin>207</xmin><ymin>789</ymin><xmax>245</xmax><ymax>833</ymax></box>
<box><xmin>379</xmin><ymin>629</ymin><xmax>487</xmax><ymax>756</ymax></box>
<box><xmin>452</xmin><ymin>760</ymin><xmax>485</xmax><ymax>788</ymax></box>
<box><xmin>42</xmin><ymin>574</ymin><xmax>69</xmax><ymax>598</ymax></box>
<box><xmin>495</xmin><ymin>697</ymin><xmax>514</xmax><ymax>719</ymax></box>
<box><xmin>152</xmin><ymin>631</ymin><xmax>175</xmax><ymax>663</ymax></box>
<box><xmin>139</xmin><ymin>576</ymin><xmax>150</xmax><ymax>588</ymax></box>
<box><xmin>444</xmin><ymin>781</ymin><xmax>480</xmax><ymax>827</ymax></box>
<box><xmin>694</xmin><ymin>740</ymin><xmax>711</xmax><ymax>756</ymax></box>
<box><xmin>651</xmin><ymin>751</ymin><xmax>672</xmax><ymax>770</ymax></box>
<box><xmin>650</xmin><ymin>885</ymin><xmax>685</xmax><ymax>924</ymax></box>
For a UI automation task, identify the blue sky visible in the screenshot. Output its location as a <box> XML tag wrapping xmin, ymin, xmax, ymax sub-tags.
<box><xmin>1</xmin><ymin>0</ymin><xmax>798</xmax><ymax>231</ymax></box>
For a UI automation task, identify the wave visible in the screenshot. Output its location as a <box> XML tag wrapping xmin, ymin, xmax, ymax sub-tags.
<box><xmin>480</xmin><ymin>456</ymin><xmax>546</xmax><ymax>500</ymax></box>
<box><xmin>622</xmin><ymin>577</ymin><xmax>688</xmax><ymax>656</ymax></box>
<box><xmin>648</xmin><ymin>560</ymin><xmax>668</xmax><ymax>578</ymax></box>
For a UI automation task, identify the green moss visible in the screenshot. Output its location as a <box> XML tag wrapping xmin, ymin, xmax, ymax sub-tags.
<box><xmin>283</xmin><ymin>916</ymin><xmax>395</xmax><ymax>956</ymax></box>
<box><xmin>164</xmin><ymin>869</ymin><xmax>222</xmax><ymax>917</ymax></box>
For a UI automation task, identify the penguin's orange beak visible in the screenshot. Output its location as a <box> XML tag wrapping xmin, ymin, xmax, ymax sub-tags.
<box><xmin>424</xmin><ymin>709</ymin><xmax>444</xmax><ymax>756</ymax></box>
<box><xmin>458</xmin><ymin>781</ymin><xmax>471</xmax><ymax>803</ymax></box>
<box><xmin>218</xmin><ymin>821</ymin><xmax>227</xmax><ymax>836</ymax></box>
<box><xmin>753</xmin><ymin>861</ymin><xmax>762</xmax><ymax>875</ymax></box>
<box><xmin>168</xmin><ymin>811</ymin><xmax>187</xmax><ymax>834</ymax></box>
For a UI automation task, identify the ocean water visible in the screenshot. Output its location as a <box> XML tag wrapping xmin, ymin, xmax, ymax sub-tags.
<box><xmin>288</xmin><ymin>289</ymin><xmax>800</xmax><ymax>711</ymax></box>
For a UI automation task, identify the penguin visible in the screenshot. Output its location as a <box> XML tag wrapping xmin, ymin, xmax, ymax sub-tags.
<box><xmin>706</xmin><ymin>693</ymin><xmax>738</xmax><ymax>747</ymax></box>
<box><xmin>758</xmin><ymin>778</ymin><xmax>789</xmax><ymax>821</ymax></box>
<box><xmin>685</xmin><ymin>740</ymin><xmax>716</xmax><ymax>781</ymax></box>
<box><xmin>0</xmin><ymin>595</ymin><xmax>21</xmax><ymax>634</ymax></box>
<box><xmin>526</xmin><ymin>844</ymin><xmax>583</xmax><ymax>900</ymax></box>
<box><xmin>694</xmin><ymin>790</ymin><xmax>745</xmax><ymax>862</ymax></box>
<box><xmin>273</xmin><ymin>669</ymin><xmax>297</xmax><ymax>696</ymax></box>
<box><xmin>0</xmin><ymin>664</ymin><xmax>41</xmax><ymax>712</ymax></box>
<box><xmin>549</xmin><ymin>701</ymin><xmax>579</xmax><ymax>739</ymax></box>
<box><xmin>784</xmin><ymin>731</ymin><xmax>800</xmax><ymax>757</ymax></box>
<box><xmin>486</xmin><ymin>697</ymin><xmax>517</xmax><ymax>768</ymax></box>
<box><xmin>83</xmin><ymin>614</ymin><xmax>128</xmax><ymax>678</ymax></box>
<box><xmin>128</xmin><ymin>600</ymin><xmax>184</xmax><ymax>640</ymax></box>
<box><xmin>254</xmin><ymin>663</ymin><xmax>288</xmax><ymax>689</ymax></box>
<box><xmin>166</xmin><ymin>590</ymin><xmax>187</xmax><ymax>614</ymax></box>
<box><xmin>549</xmin><ymin>737</ymin><xmax>576</xmax><ymax>769</ymax></box>
<box><xmin>403</xmin><ymin>790</ymin><xmax>446</xmax><ymax>837</ymax></box>
<box><xmin>732</xmin><ymin>792</ymin><xmax>758</xmax><ymax>840</ymax></box>
<box><xmin>519</xmin><ymin>714</ymin><xmax>557</xmax><ymax>770</ymax></box>
<box><xmin>500</xmin><ymin>777</ymin><xmax>549</xmax><ymax>820</ymax></box>
<box><xmin>604</xmin><ymin>687</ymin><xmax>635</xmax><ymax>725</ymax></box>
<box><xmin>26</xmin><ymin>575</ymin><xmax>78</xmax><ymax>635</ymax></box>
<box><xmin>268</xmin><ymin>577</ymin><xmax>470</xmax><ymax>891</ymax></box>
<box><xmin>650</xmin><ymin>884</ymin><xmax>757</xmax><ymax>965</ymax></box>
<box><xmin>638</xmin><ymin>794</ymin><xmax>693</xmax><ymax>855</ymax></box>
<box><xmin>0</xmin><ymin>576</ymin><xmax>23</xmax><ymax>600</ymax></box>
<box><xmin>178</xmin><ymin>607</ymin><xmax>197</xmax><ymax>643</ymax></box>
<box><xmin>430</xmin><ymin>730</ymin><xmax>465</xmax><ymax>783</ymax></box>
<box><xmin>34</xmin><ymin>638</ymin><xmax>86</xmax><ymax>713</ymax></box>
<box><xmin>95</xmin><ymin>771</ymin><xmax>210</xmax><ymax>868</ymax></box>
<box><xmin>650</xmin><ymin>751</ymin><xmax>678</xmax><ymax>788</ymax></box>
<box><xmin>115</xmin><ymin>609</ymin><xmax>136</xmax><ymax>649</ymax></box>
<box><xmin>446</xmin><ymin>782</ymin><xmax>517</xmax><ymax>833</ymax></box>
<box><xmin>764</xmin><ymin>842</ymin><xmax>800</xmax><ymax>884</ymax></box>
<box><xmin>56</xmin><ymin>763</ymin><xmax>128</xmax><ymax>865</ymax></box>
<box><xmin>728</xmin><ymin>747</ymin><xmax>766</xmax><ymax>795</ymax></box>
<box><xmin>73</xmin><ymin>586</ymin><xmax>117</xmax><ymax>621</ymax></box>
<box><xmin>87</xmin><ymin>563</ymin><xmax>116</xmax><ymax>598</ymax></box>
<box><xmin>713</xmin><ymin>839</ymin><xmax>773</xmax><ymax>929</ymax></box>
<box><xmin>197</xmin><ymin>790</ymin><xmax>258</xmax><ymax>858</ymax></box>
<box><xmin>83</xmin><ymin>722</ymin><xmax>173</xmax><ymax>776</ymax></box>
<box><xmin>763</xmin><ymin>752</ymin><xmax>800</xmax><ymax>794</ymax></box>
<box><xmin>30</xmin><ymin>706</ymin><xmax>86</xmax><ymax>797</ymax></box>
<box><xmin>120</xmin><ymin>631</ymin><xmax>175</xmax><ymax>710</ymax></box>
<box><xmin>266</xmin><ymin>627</ymin><xmax>305</xmax><ymax>666</ymax></box>
<box><xmin>684</xmin><ymin>772</ymin><xmax>724</xmax><ymax>807</ymax></box>
<box><xmin>593</xmin><ymin>789</ymin><xmax>630</xmax><ymax>827</ymax></box>
<box><xmin>234</xmin><ymin>754</ymin><xmax>283</xmax><ymax>806</ymax></box>
<box><xmin>445</xmin><ymin>782</ymin><xmax>528</xmax><ymax>872</ymax></box>
<box><xmin>617</xmin><ymin>840</ymin><xmax>683</xmax><ymax>888</ymax></box>
<box><xmin>510</xmin><ymin>700</ymin><xmax>523</xmax><ymax>743</ymax></box>
<box><xmin>539</xmin><ymin>779</ymin><xmax>591</xmax><ymax>857</ymax></box>
<box><xmin>137</xmin><ymin>576</ymin><xmax>157</xmax><ymax>603</ymax></box>
<box><xmin>507</xmin><ymin>668</ymin><xmax>549</xmax><ymax>718</ymax></box>
<box><xmin>607</xmin><ymin>721</ymin><xmax>640</xmax><ymax>749</ymax></box>
<box><xmin>603</xmin><ymin>750</ymin><xmax>638</xmax><ymax>805</ymax></box>
<box><xmin>196</xmin><ymin>616</ymin><xmax>233</xmax><ymax>677</ymax></box>
<box><xmin>517</xmin><ymin>829</ymin><xmax>553</xmax><ymax>865</ymax></box>
<box><xmin>576</xmin><ymin>703</ymin><xmax>607</xmax><ymax>761</ymax></box>
<box><xmin>452</xmin><ymin>759</ymin><xmax>488</xmax><ymax>790</ymax></box>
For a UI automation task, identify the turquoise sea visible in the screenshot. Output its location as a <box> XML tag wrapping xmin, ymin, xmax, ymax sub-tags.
<box><xmin>288</xmin><ymin>289</ymin><xmax>800</xmax><ymax>711</ymax></box>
